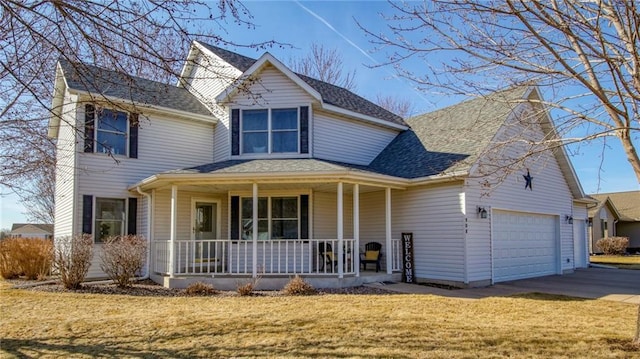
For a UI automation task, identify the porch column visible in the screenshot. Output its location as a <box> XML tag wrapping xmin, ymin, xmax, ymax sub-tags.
<box><xmin>337</xmin><ymin>182</ymin><xmax>344</xmax><ymax>278</ymax></box>
<box><xmin>169</xmin><ymin>185</ymin><xmax>177</xmax><ymax>278</ymax></box>
<box><xmin>385</xmin><ymin>187</ymin><xmax>392</xmax><ymax>274</ymax></box>
<box><xmin>252</xmin><ymin>183</ymin><xmax>258</xmax><ymax>278</ymax></box>
<box><xmin>353</xmin><ymin>183</ymin><xmax>360</xmax><ymax>277</ymax></box>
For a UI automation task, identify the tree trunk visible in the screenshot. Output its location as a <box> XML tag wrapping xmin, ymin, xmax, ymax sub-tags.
<box><xmin>619</xmin><ymin>132</ymin><xmax>640</xmax><ymax>185</ymax></box>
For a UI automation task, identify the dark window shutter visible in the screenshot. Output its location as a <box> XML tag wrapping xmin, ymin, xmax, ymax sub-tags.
<box><xmin>230</xmin><ymin>196</ymin><xmax>240</xmax><ymax>240</ymax></box>
<box><xmin>129</xmin><ymin>113</ymin><xmax>139</xmax><ymax>159</ymax></box>
<box><xmin>84</xmin><ymin>105</ymin><xmax>95</xmax><ymax>153</ymax></box>
<box><xmin>300</xmin><ymin>106</ymin><xmax>309</xmax><ymax>154</ymax></box>
<box><xmin>82</xmin><ymin>195</ymin><xmax>93</xmax><ymax>234</ymax></box>
<box><xmin>231</xmin><ymin>109</ymin><xmax>240</xmax><ymax>156</ymax></box>
<box><xmin>127</xmin><ymin>198</ymin><xmax>138</xmax><ymax>235</ymax></box>
<box><xmin>300</xmin><ymin>194</ymin><xmax>309</xmax><ymax>239</ymax></box>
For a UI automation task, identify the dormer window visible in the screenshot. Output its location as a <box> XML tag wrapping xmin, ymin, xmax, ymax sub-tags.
<box><xmin>231</xmin><ymin>106</ymin><xmax>309</xmax><ymax>156</ymax></box>
<box><xmin>241</xmin><ymin>108</ymin><xmax>299</xmax><ymax>154</ymax></box>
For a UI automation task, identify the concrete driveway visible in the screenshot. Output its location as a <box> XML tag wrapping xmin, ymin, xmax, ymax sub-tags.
<box><xmin>370</xmin><ymin>267</ymin><xmax>640</xmax><ymax>304</ymax></box>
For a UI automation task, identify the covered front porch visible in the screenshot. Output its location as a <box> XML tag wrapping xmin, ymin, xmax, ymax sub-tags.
<box><xmin>132</xmin><ymin>160</ymin><xmax>407</xmax><ymax>289</ymax></box>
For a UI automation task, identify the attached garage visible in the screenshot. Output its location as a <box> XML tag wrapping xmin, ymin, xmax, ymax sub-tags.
<box><xmin>492</xmin><ymin>210</ymin><xmax>559</xmax><ymax>283</ymax></box>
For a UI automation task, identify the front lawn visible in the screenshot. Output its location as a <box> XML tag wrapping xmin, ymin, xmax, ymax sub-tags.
<box><xmin>590</xmin><ymin>255</ymin><xmax>640</xmax><ymax>270</ymax></box>
<box><xmin>1</xmin><ymin>284</ymin><xmax>638</xmax><ymax>358</ymax></box>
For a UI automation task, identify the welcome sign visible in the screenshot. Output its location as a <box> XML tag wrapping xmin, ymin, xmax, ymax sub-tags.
<box><xmin>401</xmin><ymin>232</ymin><xmax>415</xmax><ymax>283</ymax></box>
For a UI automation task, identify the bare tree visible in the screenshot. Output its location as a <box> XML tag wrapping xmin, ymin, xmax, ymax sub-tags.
<box><xmin>290</xmin><ymin>44</ymin><xmax>358</xmax><ymax>91</ymax></box>
<box><xmin>363</xmin><ymin>0</ymin><xmax>640</xmax><ymax>184</ymax></box>
<box><xmin>0</xmin><ymin>1</ymin><xmax>277</xmax><ymax>222</ymax></box>
<box><xmin>375</xmin><ymin>94</ymin><xmax>414</xmax><ymax>119</ymax></box>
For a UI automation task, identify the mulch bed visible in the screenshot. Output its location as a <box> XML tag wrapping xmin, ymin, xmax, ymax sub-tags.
<box><xmin>6</xmin><ymin>278</ymin><xmax>398</xmax><ymax>297</ymax></box>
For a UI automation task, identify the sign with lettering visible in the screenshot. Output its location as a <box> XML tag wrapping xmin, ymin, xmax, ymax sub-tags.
<box><xmin>401</xmin><ymin>232</ymin><xmax>415</xmax><ymax>283</ymax></box>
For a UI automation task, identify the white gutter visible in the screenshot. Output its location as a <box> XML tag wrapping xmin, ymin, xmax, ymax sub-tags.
<box><xmin>136</xmin><ymin>186</ymin><xmax>152</xmax><ymax>280</ymax></box>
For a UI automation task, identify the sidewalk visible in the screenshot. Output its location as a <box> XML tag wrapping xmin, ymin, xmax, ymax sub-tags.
<box><xmin>365</xmin><ymin>267</ymin><xmax>640</xmax><ymax>304</ymax></box>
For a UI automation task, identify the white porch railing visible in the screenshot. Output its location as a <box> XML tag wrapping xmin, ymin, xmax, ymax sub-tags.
<box><xmin>153</xmin><ymin>239</ymin><xmax>364</xmax><ymax>276</ymax></box>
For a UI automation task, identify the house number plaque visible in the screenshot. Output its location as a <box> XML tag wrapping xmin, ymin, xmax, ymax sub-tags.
<box><xmin>401</xmin><ymin>232</ymin><xmax>415</xmax><ymax>283</ymax></box>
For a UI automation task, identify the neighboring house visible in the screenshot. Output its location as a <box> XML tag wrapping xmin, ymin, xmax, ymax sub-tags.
<box><xmin>589</xmin><ymin>191</ymin><xmax>640</xmax><ymax>253</ymax></box>
<box><xmin>9</xmin><ymin>223</ymin><xmax>54</xmax><ymax>240</ymax></box>
<box><xmin>48</xmin><ymin>41</ymin><xmax>591</xmax><ymax>289</ymax></box>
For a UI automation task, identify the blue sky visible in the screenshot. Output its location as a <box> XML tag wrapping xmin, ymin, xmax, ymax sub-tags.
<box><xmin>1</xmin><ymin>0</ymin><xmax>638</xmax><ymax>229</ymax></box>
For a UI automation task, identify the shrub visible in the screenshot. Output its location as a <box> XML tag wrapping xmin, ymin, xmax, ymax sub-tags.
<box><xmin>18</xmin><ymin>238</ymin><xmax>54</xmax><ymax>280</ymax></box>
<box><xmin>283</xmin><ymin>275</ymin><xmax>317</xmax><ymax>296</ymax></box>
<box><xmin>237</xmin><ymin>275</ymin><xmax>262</xmax><ymax>296</ymax></box>
<box><xmin>54</xmin><ymin>234</ymin><xmax>94</xmax><ymax>289</ymax></box>
<box><xmin>100</xmin><ymin>235</ymin><xmax>147</xmax><ymax>288</ymax></box>
<box><xmin>184</xmin><ymin>282</ymin><xmax>218</xmax><ymax>296</ymax></box>
<box><xmin>0</xmin><ymin>238</ymin><xmax>53</xmax><ymax>280</ymax></box>
<box><xmin>0</xmin><ymin>238</ymin><xmax>22</xmax><ymax>279</ymax></box>
<box><xmin>596</xmin><ymin>237</ymin><xmax>629</xmax><ymax>255</ymax></box>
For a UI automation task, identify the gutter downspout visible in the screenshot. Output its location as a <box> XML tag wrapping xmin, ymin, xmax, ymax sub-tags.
<box><xmin>136</xmin><ymin>186</ymin><xmax>152</xmax><ymax>280</ymax></box>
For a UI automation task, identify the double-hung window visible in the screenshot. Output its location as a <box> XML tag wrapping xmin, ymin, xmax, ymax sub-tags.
<box><xmin>85</xmin><ymin>105</ymin><xmax>138</xmax><ymax>158</ymax></box>
<box><xmin>241</xmin><ymin>196</ymin><xmax>299</xmax><ymax>240</ymax></box>
<box><xmin>95</xmin><ymin>198</ymin><xmax>126</xmax><ymax>243</ymax></box>
<box><xmin>96</xmin><ymin>109</ymin><xmax>128</xmax><ymax>155</ymax></box>
<box><xmin>241</xmin><ymin>108</ymin><xmax>299</xmax><ymax>154</ymax></box>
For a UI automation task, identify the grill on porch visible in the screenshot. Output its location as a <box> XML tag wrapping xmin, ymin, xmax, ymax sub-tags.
<box><xmin>153</xmin><ymin>238</ymin><xmax>402</xmax><ymax>277</ymax></box>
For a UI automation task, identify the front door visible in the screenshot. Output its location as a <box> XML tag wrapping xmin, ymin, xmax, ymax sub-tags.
<box><xmin>193</xmin><ymin>201</ymin><xmax>218</xmax><ymax>259</ymax></box>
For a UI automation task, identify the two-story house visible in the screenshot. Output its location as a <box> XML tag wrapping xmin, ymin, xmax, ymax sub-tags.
<box><xmin>48</xmin><ymin>41</ymin><xmax>590</xmax><ymax>289</ymax></box>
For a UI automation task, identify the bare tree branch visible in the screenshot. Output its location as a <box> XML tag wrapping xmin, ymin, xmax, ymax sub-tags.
<box><xmin>0</xmin><ymin>0</ymin><xmax>279</xmax><ymax>223</ymax></box>
<box><xmin>361</xmin><ymin>0</ymin><xmax>640</xmax><ymax>184</ymax></box>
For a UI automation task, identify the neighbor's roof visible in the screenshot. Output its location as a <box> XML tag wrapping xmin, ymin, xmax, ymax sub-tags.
<box><xmin>590</xmin><ymin>191</ymin><xmax>640</xmax><ymax>221</ymax></box>
<box><xmin>197</xmin><ymin>42</ymin><xmax>406</xmax><ymax>126</ymax></box>
<box><xmin>58</xmin><ymin>59</ymin><xmax>212</xmax><ymax>117</ymax></box>
<box><xmin>370</xmin><ymin>86</ymin><xmax>530</xmax><ymax>178</ymax></box>
<box><xmin>10</xmin><ymin>223</ymin><xmax>54</xmax><ymax>233</ymax></box>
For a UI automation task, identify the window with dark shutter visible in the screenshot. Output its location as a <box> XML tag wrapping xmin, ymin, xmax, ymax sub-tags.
<box><xmin>82</xmin><ymin>195</ymin><xmax>93</xmax><ymax>234</ymax></box>
<box><xmin>127</xmin><ymin>198</ymin><xmax>138</xmax><ymax>235</ymax></box>
<box><xmin>300</xmin><ymin>106</ymin><xmax>309</xmax><ymax>154</ymax></box>
<box><xmin>230</xmin><ymin>196</ymin><xmax>240</xmax><ymax>239</ymax></box>
<box><xmin>129</xmin><ymin>113</ymin><xmax>139</xmax><ymax>159</ymax></box>
<box><xmin>231</xmin><ymin>109</ymin><xmax>240</xmax><ymax>156</ymax></box>
<box><xmin>84</xmin><ymin>105</ymin><xmax>95</xmax><ymax>153</ymax></box>
<box><xmin>300</xmin><ymin>194</ymin><xmax>309</xmax><ymax>239</ymax></box>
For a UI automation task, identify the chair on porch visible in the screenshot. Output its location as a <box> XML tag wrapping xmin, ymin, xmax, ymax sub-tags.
<box><xmin>360</xmin><ymin>242</ymin><xmax>383</xmax><ymax>272</ymax></box>
<box><xmin>318</xmin><ymin>242</ymin><xmax>338</xmax><ymax>272</ymax></box>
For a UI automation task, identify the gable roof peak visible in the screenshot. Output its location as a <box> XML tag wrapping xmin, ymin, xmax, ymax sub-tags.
<box><xmin>197</xmin><ymin>41</ymin><xmax>406</xmax><ymax>127</ymax></box>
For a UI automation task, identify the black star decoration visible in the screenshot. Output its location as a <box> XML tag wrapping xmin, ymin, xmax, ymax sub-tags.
<box><xmin>523</xmin><ymin>170</ymin><xmax>533</xmax><ymax>190</ymax></box>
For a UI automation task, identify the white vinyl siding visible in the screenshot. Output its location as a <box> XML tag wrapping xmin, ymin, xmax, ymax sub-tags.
<box><xmin>53</xmin><ymin>92</ymin><xmax>79</xmax><ymax>240</ymax></box>
<box><xmin>74</xmin><ymin>107</ymin><xmax>214</xmax><ymax>279</ymax></box>
<box><xmin>313</xmin><ymin>110</ymin><xmax>398</xmax><ymax>165</ymax></box>
<box><xmin>231</xmin><ymin>64</ymin><xmax>316</xmax><ymax>108</ymax></box>
<box><xmin>184</xmin><ymin>50</ymin><xmax>238</xmax><ymax>163</ymax></box>
<box><xmin>465</xmin><ymin>102</ymin><xmax>574</xmax><ymax>282</ymax></box>
<box><xmin>312</xmin><ymin>191</ymin><xmax>353</xmax><ymax>240</ymax></box>
<box><xmin>392</xmin><ymin>184</ymin><xmax>466</xmax><ymax>282</ymax></box>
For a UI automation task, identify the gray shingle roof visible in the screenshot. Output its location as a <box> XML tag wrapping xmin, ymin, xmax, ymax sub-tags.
<box><xmin>58</xmin><ymin>59</ymin><xmax>212</xmax><ymax>116</ymax></box>
<box><xmin>590</xmin><ymin>191</ymin><xmax>640</xmax><ymax>221</ymax></box>
<box><xmin>370</xmin><ymin>86</ymin><xmax>530</xmax><ymax>178</ymax></box>
<box><xmin>166</xmin><ymin>158</ymin><xmax>382</xmax><ymax>176</ymax></box>
<box><xmin>10</xmin><ymin>223</ymin><xmax>54</xmax><ymax>233</ymax></box>
<box><xmin>197</xmin><ymin>42</ymin><xmax>406</xmax><ymax>126</ymax></box>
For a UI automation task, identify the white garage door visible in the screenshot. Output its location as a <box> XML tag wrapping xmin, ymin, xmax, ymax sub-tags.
<box><xmin>493</xmin><ymin>210</ymin><xmax>558</xmax><ymax>283</ymax></box>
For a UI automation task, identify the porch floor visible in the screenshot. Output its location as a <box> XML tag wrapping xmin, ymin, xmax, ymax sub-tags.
<box><xmin>151</xmin><ymin>270</ymin><xmax>402</xmax><ymax>290</ymax></box>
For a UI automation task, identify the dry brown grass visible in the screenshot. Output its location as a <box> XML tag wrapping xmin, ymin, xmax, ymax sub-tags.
<box><xmin>1</xmin><ymin>284</ymin><xmax>638</xmax><ymax>358</ymax></box>
<box><xmin>591</xmin><ymin>255</ymin><xmax>640</xmax><ymax>270</ymax></box>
